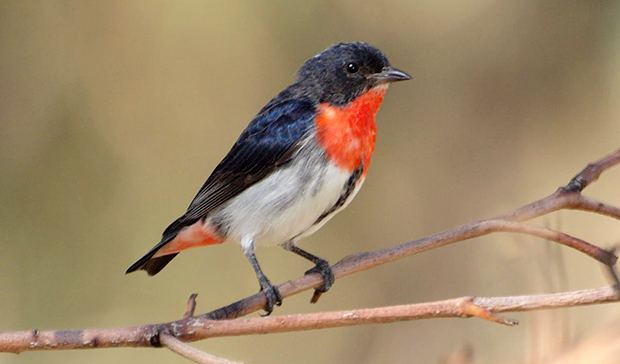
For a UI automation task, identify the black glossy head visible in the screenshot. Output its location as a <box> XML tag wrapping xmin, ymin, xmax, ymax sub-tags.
<box><xmin>297</xmin><ymin>42</ymin><xmax>411</xmax><ymax>106</ymax></box>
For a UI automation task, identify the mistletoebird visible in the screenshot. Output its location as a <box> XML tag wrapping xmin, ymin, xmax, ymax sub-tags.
<box><xmin>126</xmin><ymin>42</ymin><xmax>411</xmax><ymax>314</ymax></box>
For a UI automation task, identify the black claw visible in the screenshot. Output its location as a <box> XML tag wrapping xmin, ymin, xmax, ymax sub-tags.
<box><xmin>282</xmin><ymin>242</ymin><xmax>334</xmax><ymax>303</ymax></box>
<box><xmin>305</xmin><ymin>259</ymin><xmax>335</xmax><ymax>294</ymax></box>
<box><xmin>259</xmin><ymin>282</ymin><xmax>282</xmax><ymax>316</ymax></box>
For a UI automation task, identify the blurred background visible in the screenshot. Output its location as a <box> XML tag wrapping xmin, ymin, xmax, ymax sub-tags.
<box><xmin>1</xmin><ymin>1</ymin><xmax>620</xmax><ymax>363</ymax></box>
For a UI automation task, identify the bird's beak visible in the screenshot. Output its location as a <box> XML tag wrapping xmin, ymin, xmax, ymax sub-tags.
<box><xmin>369</xmin><ymin>66</ymin><xmax>412</xmax><ymax>83</ymax></box>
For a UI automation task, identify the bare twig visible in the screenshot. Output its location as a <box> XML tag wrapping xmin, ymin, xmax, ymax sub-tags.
<box><xmin>160</xmin><ymin>333</ymin><xmax>243</xmax><ymax>364</ymax></box>
<box><xmin>567</xmin><ymin>195</ymin><xmax>620</xmax><ymax>221</ymax></box>
<box><xmin>203</xmin><ymin>149</ymin><xmax>620</xmax><ymax>320</ymax></box>
<box><xmin>184</xmin><ymin>294</ymin><xmax>199</xmax><ymax>319</ymax></box>
<box><xmin>0</xmin><ymin>286</ymin><xmax>617</xmax><ymax>353</ymax></box>
<box><xmin>0</xmin><ymin>148</ymin><xmax>619</xmax><ymax>357</ymax></box>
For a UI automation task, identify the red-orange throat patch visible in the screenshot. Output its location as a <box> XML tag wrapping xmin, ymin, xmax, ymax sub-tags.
<box><xmin>316</xmin><ymin>86</ymin><xmax>386</xmax><ymax>173</ymax></box>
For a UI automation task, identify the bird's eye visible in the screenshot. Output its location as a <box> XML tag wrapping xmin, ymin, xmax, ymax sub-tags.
<box><xmin>345</xmin><ymin>62</ymin><xmax>359</xmax><ymax>74</ymax></box>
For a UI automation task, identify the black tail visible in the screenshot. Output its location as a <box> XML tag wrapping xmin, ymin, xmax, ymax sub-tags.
<box><xmin>125</xmin><ymin>215</ymin><xmax>192</xmax><ymax>276</ymax></box>
<box><xmin>125</xmin><ymin>248</ymin><xmax>178</xmax><ymax>276</ymax></box>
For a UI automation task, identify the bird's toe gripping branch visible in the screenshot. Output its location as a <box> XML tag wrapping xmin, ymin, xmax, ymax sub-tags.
<box><xmin>282</xmin><ymin>242</ymin><xmax>336</xmax><ymax>303</ymax></box>
<box><xmin>260</xmin><ymin>280</ymin><xmax>283</xmax><ymax>317</ymax></box>
<box><xmin>305</xmin><ymin>259</ymin><xmax>335</xmax><ymax>304</ymax></box>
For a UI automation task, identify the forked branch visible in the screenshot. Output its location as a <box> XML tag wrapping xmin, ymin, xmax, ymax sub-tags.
<box><xmin>1</xmin><ymin>149</ymin><xmax>619</xmax><ymax>360</ymax></box>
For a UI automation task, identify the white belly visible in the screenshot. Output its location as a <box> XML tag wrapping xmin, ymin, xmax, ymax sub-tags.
<box><xmin>208</xmin><ymin>139</ymin><xmax>361</xmax><ymax>247</ymax></box>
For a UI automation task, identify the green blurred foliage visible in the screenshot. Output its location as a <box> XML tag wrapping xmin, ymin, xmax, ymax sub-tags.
<box><xmin>1</xmin><ymin>1</ymin><xmax>620</xmax><ymax>363</ymax></box>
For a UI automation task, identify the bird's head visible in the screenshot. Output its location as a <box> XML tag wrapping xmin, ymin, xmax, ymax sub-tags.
<box><xmin>297</xmin><ymin>42</ymin><xmax>411</xmax><ymax>106</ymax></box>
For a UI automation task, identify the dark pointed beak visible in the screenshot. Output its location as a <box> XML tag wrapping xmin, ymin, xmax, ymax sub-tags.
<box><xmin>369</xmin><ymin>66</ymin><xmax>412</xmax><ymax>83</ymax></box>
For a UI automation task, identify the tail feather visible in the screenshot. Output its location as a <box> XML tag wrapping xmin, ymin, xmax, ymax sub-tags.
<box><xmin>125</xmin><ymin>234</ymin><xmax>178</xmax><ymax>275</ymax></box>
<box><xmin>143</xmin><ymin>253</ymin><xmax>178</xmax><ymax>275</ymax></box>
<box><xmin>127</xmin><ymin>214</ymin><xmax>223</xmax><ymax>276</ymax></box>
<box><xmin>125</xmin><ymin>243</ymin><xmax>178</xmax><ymax>275</ymax></box>
<box><xmin>126</xmin><ymin>215</ymin><xmax>191</xmax><ymax>276</ymax></box>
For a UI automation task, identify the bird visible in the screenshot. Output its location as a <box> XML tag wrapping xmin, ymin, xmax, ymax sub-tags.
<box><xmin>126</xmin><ymin>42</ymin><xmax>411</xmax><ymax>315</ymax></box>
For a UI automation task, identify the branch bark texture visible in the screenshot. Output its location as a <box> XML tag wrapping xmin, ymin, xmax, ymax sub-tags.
<box><xmin>1</xmin><ymin>286</ymin><xmax>618</xmax><ymax>353</ymax></box>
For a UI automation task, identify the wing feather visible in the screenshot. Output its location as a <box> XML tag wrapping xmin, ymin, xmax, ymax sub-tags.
<box><xmin>176</xmin><ymin>98</ymin><xmax>316</xmax><ymax>228</ymax></box>
<box><xmin>126</xmin><ymin>96</ymin><xmax>318</xmax><ymax>274</ymax></box>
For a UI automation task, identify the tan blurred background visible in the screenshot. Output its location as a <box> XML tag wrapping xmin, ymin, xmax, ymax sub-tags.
<box><xmin>1</xmin><ymin>1</ymin><xmax>620</xmax><ymax>363</ymax></box>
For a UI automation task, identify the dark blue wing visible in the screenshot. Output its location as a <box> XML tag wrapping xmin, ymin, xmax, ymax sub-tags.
<box><xmin>125</xmin><ymin>92</ymin><xmax>318</xmax><ymax>275</ymax></box>
<box><xmin>165</xmin><ymin>98</ymin><xmax>317</xmax><ymax>235</ymax></box>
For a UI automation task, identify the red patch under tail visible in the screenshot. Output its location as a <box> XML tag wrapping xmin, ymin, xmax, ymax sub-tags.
<box><xmin>153</xmin><ymin>220</ymin><xmax>224</xmax><ymax>257</ymax></box>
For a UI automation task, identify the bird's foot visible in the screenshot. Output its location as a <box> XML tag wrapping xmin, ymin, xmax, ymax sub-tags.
<box><xmin>259</xmin><ymin>281</ymin><xmax>282</xmax><ymax>316</ymax></box>
<box><xmin>305</xmin><ymin>259</ymin><xmax>335</xmax><ymax>303</ymax></box>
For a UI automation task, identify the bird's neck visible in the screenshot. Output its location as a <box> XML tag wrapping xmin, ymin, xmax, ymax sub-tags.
<box><xmin>315</xmin><ymin>85</ymin><xmax>387</xmax><ymax>174</ymax></box>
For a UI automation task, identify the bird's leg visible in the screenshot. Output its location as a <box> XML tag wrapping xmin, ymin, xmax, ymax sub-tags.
<box><xmin>242</xmin><ymin>240</ymin><xmax>282</xmax><ymax>316</ymax></box>
<box><xmin>282</xmin><ymin>240</ymin><xmax>334</xmax><ymax>302</ymax></box>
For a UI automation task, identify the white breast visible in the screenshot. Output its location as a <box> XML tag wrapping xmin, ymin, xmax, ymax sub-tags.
<box><xmin>208</xmin><ymin>135</ymin><xmax>358</xmax><ymax>247</ymax></box>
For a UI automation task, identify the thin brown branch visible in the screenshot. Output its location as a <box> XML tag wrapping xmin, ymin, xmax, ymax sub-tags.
<box><xmin>0</xmin><ymin>286</ymin><xmax>617</xmax><ymax>353</ymax></box>
<box><xmin>203</xmin><ymin>150</ymin><xmax>620</xmax><ymax>320</ymax></box>
<box><xmin>566</xmin><ymin>195</ymin><xmax>620</xmax><ymax>221</ymax></box>
<box><xmin>486</xmin><ymin>220</ymin><xmax>611</xmax><ymax>264</ymax></box>
<box><xmin>184</xmin><ymin>294</ymin><xmax>199</xmax><ymax>319</ymax></box>
<box><xmin>181</xmin><ymin>287</ymin><xmax>619</xmax><ymax>339</ymax></box>
<box><xmin>563</xmin><ymin>148</ymin><xmax>620</xmax><ymax>192</ymax></box>
<box><xmin>0</xmin><ymin>148</ymin><xmax>619</xmax><ymax>356</ymax></box>
<box><xmin>160</xmin><ymin>333</ymin><xmax>242</xmax><ymax>364</ymax></box>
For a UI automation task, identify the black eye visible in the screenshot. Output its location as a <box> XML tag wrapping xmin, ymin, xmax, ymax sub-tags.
<box><xmin>345</xmin><ymin>62</ymin><xmax>359</xmax><ymax>74</ymax></box>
